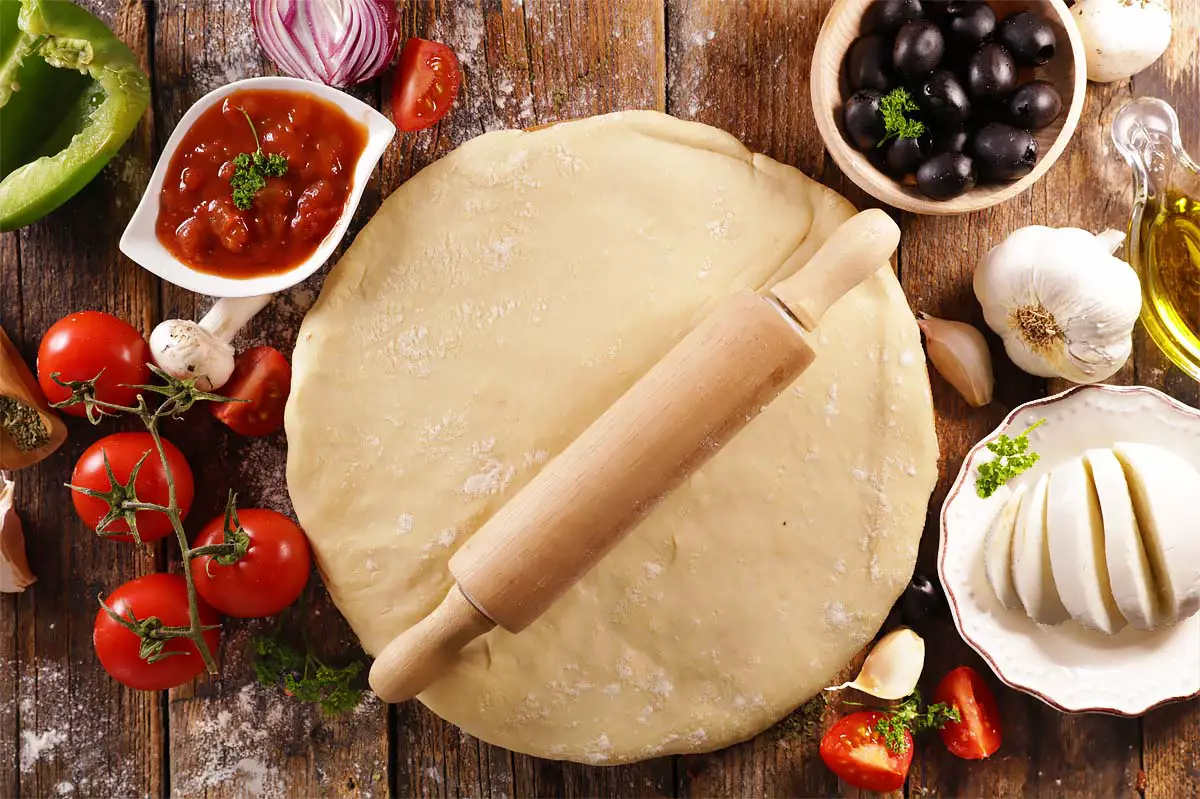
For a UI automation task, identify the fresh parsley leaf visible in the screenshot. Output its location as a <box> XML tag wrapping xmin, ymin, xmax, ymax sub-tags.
<box><xmin>975</xmin><ymin>419</ymin><xmax>1045</xmax><ymax>498</ymax></box>
<box><xmin>252</xmin><ymin>627</ymin><xmax>365</xmax><ymax>716</ymax></box>
<box><xmin>874</xmin><ymin>690</ymin><xmax>961</xmax><ymax>754</ymax></box>
<box><xmin>878</xmin><ymin>87</ymin><xmax>925</xmax><ymax>147</ymax></box>
<box><xmin>229</xmin><ymin>110</ymin><xmax>288</xmax><ymax>211</ymax></box>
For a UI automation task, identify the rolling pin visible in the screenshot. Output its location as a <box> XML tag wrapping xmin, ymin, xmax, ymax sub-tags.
<box><xmin>369</xmin><ymin>209</ymin><xmax>901</xmax><ymax>703</ymax></box>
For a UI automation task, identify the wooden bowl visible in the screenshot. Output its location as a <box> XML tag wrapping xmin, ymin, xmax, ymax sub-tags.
<box><xmin>811</xmin><ymin>0</ymin><xmax>1087</xmax><ymax>215</ymax></box>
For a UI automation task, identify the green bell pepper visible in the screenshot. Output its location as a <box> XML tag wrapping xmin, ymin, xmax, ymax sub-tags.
<box><xmin>0</xmin><ymin>0</ymin><xmax>149</xmax><ymax>231</ymax></box>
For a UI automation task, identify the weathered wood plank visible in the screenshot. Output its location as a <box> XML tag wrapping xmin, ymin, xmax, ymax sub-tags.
<box><xmin>386</xmin><ymin>1</ymin><xmax>672</xmax><ymax>796</ymax></box>
<box><xmin>150</xmin><ymin>2</ymin><xmax>389</xmax><ymax>796</ymax></box>
<box><xmin>1</xmin><ymin>1</ymin><xmax>164</xmax><ymax>796</ymax></box>
<box><xmin>1132</xmin><ymin>4</ymin><xmax>1200</xmax><ymax>797</ymax></box>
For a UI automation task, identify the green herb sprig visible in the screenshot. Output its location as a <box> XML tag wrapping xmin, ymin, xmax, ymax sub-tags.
<box><xmin>975</xmin><ymin>419</ymin><xmax>1045</xmax><ymax>498</ymax></box>
<box><xmin>230</xmin><ymin>109</ymin><xmax>288</xmax><ymax>211</ymax></box>
<box><xmin>875</xmin><ymin>690</ymin><xmax>960</xmax><ymax>754</ymax></box>
<box><xmin>252</xmin><ymin>605</ymin><xmax>365</xmax><ymax>716</ymax></box>
<box><xmin>878</xmin><ymin>87</ymin><xmax>925</xmax><ymax>146</ymax></box>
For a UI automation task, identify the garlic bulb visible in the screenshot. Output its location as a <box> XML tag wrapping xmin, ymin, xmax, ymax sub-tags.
<box><xmin>1072</xmin><ymin>0</ymin><xmax>1172</xmax><ymax>84</ymax></box>
<box><xmin>973</xmin><ymin>227</ymin><xmax>1140</xmax><ymax>384</ymax></box>
<box><xmin>917</xmin><ymin>314</ymin><xmax>994</xmax><ymax>407</ymax></box>
<box><xmin>1</xmin><ymin>472</ymin><xmax>35</xmax><ymax>593</ymax></box>
<box><xmin>826</xmin><ymin>626</ymin><xmax>925</xmax><ymax>700</ymax></box>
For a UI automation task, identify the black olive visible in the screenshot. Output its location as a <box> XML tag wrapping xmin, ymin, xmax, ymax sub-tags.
<box><xmin>893</xmin><ymin>20</ymin><xmax>945</xmax><ymax>78</ymax></box>
<box><xmin>967</xmin><ymin>43</ymin><xmax>1017</xmax><ymax>99</ymax></box>
<box><xmin>917</xmin><ymin>69</ymin><xmax>971</xmax><ymax>126</ymax></box>
<box><xmin>972</xmin><ymin>122</ymin><xmax>1039</xmax><ymax>180</ymax></box>
<box><xmin>945</xmin><ymin>2</ymin><xmax>996</xmax><ymax>47</ymax></box>
<box><xmin>901</xmin><ymin>573</ymin><xmax>945</xmax><ymax>624</ymax></box>
<box><xmin>996</xmin><ymin>11</ymin><xmax>1057</xmax><ymax>66</ymax></box>
<box><xmin>884</xmin><ymin>134</ymin><xmax>930</xmax><ymax>177</ymax></box>
<box><xmin>843</xmin><ymin>89</ymin><xmax>887</xmax><ymax>150</ymax></box>
<box><xmin>847</xmin><ymin>35</ymin><xmax>893</xmax><ymax>92</ymax></box>
<box><xmin>916</xmin><ymin>152</ymin><xmax>976</xmax><ymax>199</ymax></box>
<box><xmin>931</xmin><ymin>125</ymin><xmax>969</xmax><ymax>154</ymax></box>
<box><xmin>1008</xmin><ymin>80</ymin><xmax>1063</xmax><ymax>130</ymax></box>
<box><xmin>861</xmin><ymin>0</ymin><xmax>924</xmax><ymax>35</ymax></box>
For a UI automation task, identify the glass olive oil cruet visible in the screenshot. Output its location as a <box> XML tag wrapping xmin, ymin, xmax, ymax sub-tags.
<box><xmin>1113</xmin><ymin>97</ymin><xmax>1200</xmax><ymax>380</ymax></box>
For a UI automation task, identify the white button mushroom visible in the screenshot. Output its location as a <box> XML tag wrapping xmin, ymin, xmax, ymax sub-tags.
<box><xmin>1072</xmin><ymin>0</ymin><xmax>1173</xmax><ymax>84</ymax></box>
<box><xmin>149</xmin><ymin>294</ymin><xmax>273</xmax><ymax>391</ymax></box>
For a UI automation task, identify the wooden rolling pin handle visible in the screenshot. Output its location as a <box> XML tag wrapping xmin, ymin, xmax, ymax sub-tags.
<box><xmin>770</xmin><ymin>208</ymin><xmax>900</xmax><ymax>330</ymax></box>
<box><xmin>368</xmin><ymin>585</ymin><xmax>496</xmax><ymax>703</ymax></box>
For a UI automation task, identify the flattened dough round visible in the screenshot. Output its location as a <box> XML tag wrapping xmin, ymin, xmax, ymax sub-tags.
<box><xmin>287</xmin><ymin>111</ymin><xmax>937</xmax><ymax>764</ymax></box>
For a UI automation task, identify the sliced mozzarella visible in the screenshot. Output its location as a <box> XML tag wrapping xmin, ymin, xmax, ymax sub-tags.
<box><xmin>1046</xmin><ymin>456</ymin><xmax>1126</xmax><ymax>633</ymax></box>
<box><xmin>1012</xmin><ymin>473</ymin><xmax>1070</xmax><ymax>625</ymax></box>
<box><xmin>1113</xmin><ymin>442</ymin><xmax>1200</xmax><ymax>625</ymax></box>
<box><xmin>984</xmin><ymin>483</ymin><xmax>1026</xmax><ymax>611</ymax></box>
<box><xmin>1086</xmin><ymin>448</ymin><xmax>1161</xmax><ymax>630</ymax></box>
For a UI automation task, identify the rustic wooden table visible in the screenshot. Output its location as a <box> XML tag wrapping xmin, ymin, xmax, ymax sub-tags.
<box><xmin>3</xmin><ymin>1</ymin><xmax>1198</xmax><ymax>796</ymax></box>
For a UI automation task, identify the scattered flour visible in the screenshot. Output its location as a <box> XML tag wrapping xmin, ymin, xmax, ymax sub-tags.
<box><xmin>20</xmin><ymin>729</ymin><xmax>66</xmax><ymax>772</ymax></box>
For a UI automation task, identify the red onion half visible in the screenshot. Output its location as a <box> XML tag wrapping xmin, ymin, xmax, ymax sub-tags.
<box><xmin>251</xmin><ymin>0</ymin><xmax>399</xmax><ymax>88</ymax></box>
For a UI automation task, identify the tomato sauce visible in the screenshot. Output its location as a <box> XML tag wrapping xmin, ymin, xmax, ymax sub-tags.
<box><xmin>156</xmin><ymin>89</ymin><xmax>367</xmax><ymax>278</ymax></box>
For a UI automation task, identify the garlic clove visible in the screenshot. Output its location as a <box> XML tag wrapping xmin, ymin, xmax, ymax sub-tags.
<box><xmin>825</xmin><ymin>626</ymin><xmax>925</xmax><ymax>700</ymax></box>
<box><xmin>918</xmin><ymin>314</ymin><xmax>995</xmax><ymax>407</ymax></box>
<box><xmin>0</xmin><ymin>472</ymin><xmax>35</xmax><ymax>593</ymax></box>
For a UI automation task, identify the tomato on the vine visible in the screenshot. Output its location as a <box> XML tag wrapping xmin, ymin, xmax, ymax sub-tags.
<box><xmin>933</xmin><ymin>665</ymin><xmax>1003</xmax><ymax>760</ymax></box>
<box><xmin>37</xmin><ymin>311</ymin><xmax>150</xmax><ymax>417</ymax></box>
<box><xmin>190</xmin><ymin>508</ymin><xmax>312</xmax><ymax>618</ymax></box>
<box><xmin>820</xmin><ymin>711</ymin><xmax>913</xmax><ymax>793</ymax></box>
<box><xmin>212</xmin><ymin>346</ymin><xmax>291</xmax><ymax>437</ymax></box>
<box><xmin>391</xmin><ymin>38</ymin><xmax>461</xmax><ymax>132</ymax></box>
<box><xmin>93</xmin><ymin>573</ymin><xmax>221</xmax><ymax>691</ymax></box>
<box><xmin>71</xmin><ymin>432</ymin><xmax>195</xmax><ymax>543</ymax></box>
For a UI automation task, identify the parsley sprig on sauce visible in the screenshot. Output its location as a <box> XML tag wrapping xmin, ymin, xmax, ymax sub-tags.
<box><xmin>230</xmin><ymin>109</ymin><xmax>288</xmax><ymax>210</ymax></box>
<box><xmin>975</xmin><ymin>419</ymin><xmax>1045</xmax><ymax>498</ymax></box>
<box><xmin>878</xmin><ymin>87</ymin><xmax>925</xmax><ymax>147</ymax></box>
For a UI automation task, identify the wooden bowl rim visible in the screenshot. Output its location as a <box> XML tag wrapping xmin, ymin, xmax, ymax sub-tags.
<box><xmin>810</xmin><ymin>0</ymin><xmax>1088</xmax><ymax>216</ymax></box>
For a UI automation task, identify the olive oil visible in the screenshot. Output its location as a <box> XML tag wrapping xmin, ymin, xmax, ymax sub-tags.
<box><xmin>1137</xmin><ymin>191</ymin><xmax>1200</xmax><ymax>378</ymax></box>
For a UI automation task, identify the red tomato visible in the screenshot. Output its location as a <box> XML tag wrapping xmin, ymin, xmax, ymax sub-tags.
<box><xmin>212</xmin><ymin>346</ymin><xmax>291</xmax><ymax>437</ymax></box>
<box><xmin>391</xmin><ymin>38</ymin><xmax>461</xmax><ymax>132</ymax></box>
<box><xmin>190</xmin><ymin>508</ymin><xmax>312</xmax><ymax>618</ymax></box>
<box><xmin>820</xmin><ymin>711</ymin><xmax>913</xmax><ymax>793</ymax></box>
<box><xmin>933</xmin><ymin>666</ymin><xmax>1003</xmax><ymax>760</ymax></box>
<box><xmin>37</xmin><ymin>311</ymin><xmax>150</xmax><ymax>417</ymax></box>
<box><xmin>71</xmin><ymin>432</ymin><xmax>195</xmax><ymax>543</ymax></box>
<box><xmin>93</xmin><ymin>573</ymin><xmax>221</xmax><ymax>691</ymax></box>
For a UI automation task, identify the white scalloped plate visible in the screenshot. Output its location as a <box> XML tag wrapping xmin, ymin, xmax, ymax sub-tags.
<box><xmin>940</xmin><ymin>384</ymin><xmax>1200</xmax><ymax>715</ymax></box>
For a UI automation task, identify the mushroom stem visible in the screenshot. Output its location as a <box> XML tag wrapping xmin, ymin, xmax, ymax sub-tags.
<box><xmin>149</xmin><ymin>294</ymin><xmax>274</xmax><ymax>391</ymax></box>
<box><xmin>199</xmin><ymin>295</ymin><xmax>274</xmax><ymax>344</ymax></box>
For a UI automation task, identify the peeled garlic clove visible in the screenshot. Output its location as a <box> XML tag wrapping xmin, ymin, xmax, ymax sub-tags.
<box><xmin>918</xmin><ymin>314</ymin><xmax>994</xmax><ymax>408</ymax></box>
<box><xmin>0</xmin><ymin>472</ymin><xmax>35</xmax><ymax>593</ymax></box>
<box><xmin>826</xmin><ymin>626</ymin><xmax>925</xmax><ymax>700</ymax></box>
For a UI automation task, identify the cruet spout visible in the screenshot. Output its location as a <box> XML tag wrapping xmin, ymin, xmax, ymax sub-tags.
<box><xmin>1112</xmin><ymin>97</ymin><xmax>1200</xmax><ymax>204</ymax></box>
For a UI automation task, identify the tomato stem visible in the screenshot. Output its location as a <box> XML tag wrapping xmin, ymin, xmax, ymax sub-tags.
<box><xmin>64</xmin><ymin>367</ymin><xmax>240</xmax><ymax>677</ymax></box>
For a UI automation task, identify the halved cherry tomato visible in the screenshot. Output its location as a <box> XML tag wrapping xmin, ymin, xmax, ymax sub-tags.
<box><xmin>94</xmin><ymin>573</ymin><xmax>221</xmax><ymax>691</ymax></box>
<box><xmin>391</xmin><ymin>37</ymin><xmax>461</xmax><ymax>132</ymax></box>
<box><xmin>933</xmin><ymin>665</ymin><xmax>1003</xmax><ymax>760</ymax></box>
<box><xmin>71</xmin><ymin>432</ymin><xmax>195</xmax><ymax>543</ymax></box>
<box><xmin>37</xmin><ymin>311</ymin><xmax>150</xmax><ymax>417</ymax></box>
<box><xmin>190</xmin><ymin>508</ymin><xmax>312</xmax><ymax>618</ymax></box>
<box><xmin>820</xmin><ymin>710</ymin><xmax>913</xmax><ymax>793</ymax></box>
<box><xmin>212</xmin><ymin>346</ymin><xmax>291</xmax><ymax>437</ymax></box>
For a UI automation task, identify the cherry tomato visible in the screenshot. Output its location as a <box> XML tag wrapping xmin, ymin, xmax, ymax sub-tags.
<box><xmin>933</xmin><ymin>665</ymin><xmax>1003</xmax><ymax>760</ymax></box>
<box><xmin>391</xmin><ymin>38</ymin><xmax>461</xmax><ymax>132</ymax></box>
<box><xmin>37</xmin><ymin>312</ymin><xmax>150</xmax><ymax>417</ymax></box>
<box><xmin>820</xmin><ymin>711</ymin><xmax>913</xmax><ymax>793</ymax></box>
<box><xmin>93</xmin><ymin>573</ymin><xmax>221</xmax><ymax>691</ymax></box>
<box><xmin>71</xmin><ymin>432</ymin><xmax>195</xmax><ymax>543</ymax></box>
<box><xmin>190</xmin><ymin>508</ymin><xmax>312</xmax><ymax>618</ymax></box>
<box><xmin>212</xmin><ymin>346</ymin><xmax>291</xmax><ymax>437</ymax></box>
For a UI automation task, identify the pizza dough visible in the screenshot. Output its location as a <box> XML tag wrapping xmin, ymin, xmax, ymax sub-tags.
<box><xmin>286</xmin><ymin>111</ymin><xmax>938</xmax><ymax>764</ymax></box>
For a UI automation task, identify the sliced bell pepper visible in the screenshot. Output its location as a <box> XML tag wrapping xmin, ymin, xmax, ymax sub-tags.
<box><xmin>0</xmin><ymin>0</ymin><xmax>150</xmax><ymax>231</ymax></box>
